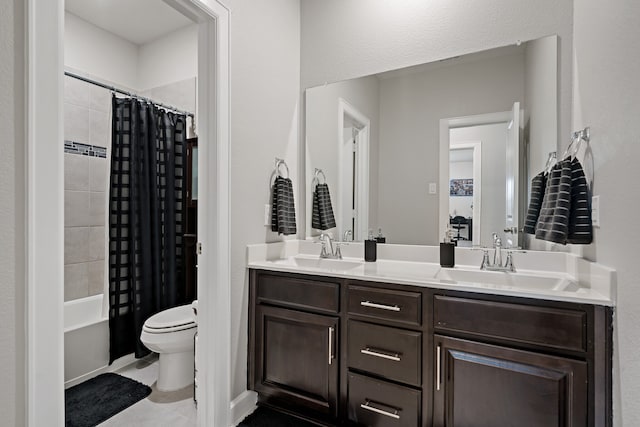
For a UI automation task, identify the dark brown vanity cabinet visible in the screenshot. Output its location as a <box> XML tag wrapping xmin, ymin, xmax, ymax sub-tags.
<box><xmin>248</xmin><ymin>269</ymin><xmax>612</xmax><ymax>427</ymax></box>
<box><xmin>432</xmin><ymin>335</ymin><xmax>587</xmax><ymax>427</ymax></box>
<box><xmin>249</xmin><ymin>271</ymin><xmax>341</xmax><ymax>421</ymax></box>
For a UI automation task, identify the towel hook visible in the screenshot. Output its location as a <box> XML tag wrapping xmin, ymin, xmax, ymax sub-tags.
<box><xmin>275</xmin><ymin>158</ymin><xmax>289</xmax><ymax>179</ymax></box>
<box><xmin>544</xmin><ymin>151</ymin><xmax>557</xmax><ymax>173</ymax></box>
<box><xmin>314</xmin><ymin>168</ymin><xmax>327</xmax><ymax>185</ymax></box>
<box><xmin>563</xmin><ymin>127</ymin><xmax>590</xmax><ymax>160</ymax></box>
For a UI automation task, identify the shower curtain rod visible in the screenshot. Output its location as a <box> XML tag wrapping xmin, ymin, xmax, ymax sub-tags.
<box><xmin>64</xmin><ymin>71</ymin><xmax>195</xmax><ymax>118</ymax></box>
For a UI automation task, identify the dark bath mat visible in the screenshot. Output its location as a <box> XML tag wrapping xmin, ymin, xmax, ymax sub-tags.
<box><xmin>238</xmin><ymin>406</ymin><xmax>321</xmax><ymax>427</ymax></box>
<box><xmin>65</xmin><ymin>372</ymin><xmax>151</xmax><ymax>427</ymax></box>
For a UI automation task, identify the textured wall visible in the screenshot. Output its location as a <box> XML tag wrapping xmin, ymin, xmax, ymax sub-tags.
<box><xmin>573</xmin><ymin>1</ymin><xmax>640</xmax><ymax>425</ymax></box>
<box><xmin>0</xmin><ymin>0</ymin><xmax>25</xmax><ymax>424</ymax></box>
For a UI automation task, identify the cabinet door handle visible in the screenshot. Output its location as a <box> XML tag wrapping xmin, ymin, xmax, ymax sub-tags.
<box><xmin>436</xmin><ymin>344</ymin><xmax>442</xmax><ymax>391</ymax></box>
<box><xmin>360</xmin><ymin>400</ymin><xmax>400</xmax><ymax>420</ymax></box>
<box><xmin>328</xmin><ymin>326</ymin><xmax>334</xmax><ymax>365</ymax></box>
<box><xmin>360</xmin><ymin>347</ymin><xmax>401</xmax><ymax>362</ymax></box>
<box><xmin>360</xmin><ymin>301</ymin><xmax>401</xmax><ymax>312</ymax></box>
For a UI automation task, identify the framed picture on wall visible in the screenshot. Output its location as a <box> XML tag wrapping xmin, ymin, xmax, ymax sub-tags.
<box><xmin>450</xmin><ymin>178</ymin><xmax>473</xmax><ymax>196</ymax></box>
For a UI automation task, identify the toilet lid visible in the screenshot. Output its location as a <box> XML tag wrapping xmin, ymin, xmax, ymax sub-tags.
<box><xmin>144</xmin><ymin>304</ymin><xmax>196</xmax><ymax>331</ymax></box>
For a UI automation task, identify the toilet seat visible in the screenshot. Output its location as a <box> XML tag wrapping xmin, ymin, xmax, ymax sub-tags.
<box><xmin>143</xmin><ymin>304</ymin><xmax>196</xmax><ymax>334</ymax></box>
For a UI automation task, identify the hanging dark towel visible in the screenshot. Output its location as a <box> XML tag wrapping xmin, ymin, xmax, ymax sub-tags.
<box><xmin>535</xmin><ymin>158</ymin><xmax>592</xmax><ymax>244</ymax></box>
<box><xmin>271</xmin><ymin>176</ymin><xmax>297</xmax><ymax>235</ymax></box>
<box><xmin>567</xmin><ymin>157</ymin><xmax>593</xmax><ymax>244</ymax></box>
<box><xmin>312</xmin><ymin>183</ymin><xmax>337</xmax><ymax>230</ymax></box>
<box><xmin>523</xmin><ymin>171</ymin><xmax>547</xmax><ymax>234</ymax></box>
<box><xmin>535</xmin><ymin>160</ymin><xmax>572</xmax><ymax>244</ymax></box>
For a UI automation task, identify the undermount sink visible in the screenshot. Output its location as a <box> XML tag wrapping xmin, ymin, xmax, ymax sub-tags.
<box><xmin>271</xmin><ymin>255</ymin><xmax>364</xmax><ymax>271</ymax></box>
<box><xmin>435</xmin><ymin>268</ymin><xmax>580</xmax><ymax>292</ymax></box>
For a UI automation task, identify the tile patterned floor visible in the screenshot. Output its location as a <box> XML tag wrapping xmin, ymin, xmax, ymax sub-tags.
<box><xmin>98</xmin><ymin>355</ymin><xmax>197</xmax><ymax>426</ymax></box>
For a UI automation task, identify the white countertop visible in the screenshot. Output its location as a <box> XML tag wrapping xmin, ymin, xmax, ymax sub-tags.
<box><xmin>247</xmin><ymin>240</ymin><xmax>616</xmax><ymax>306</ymax></box>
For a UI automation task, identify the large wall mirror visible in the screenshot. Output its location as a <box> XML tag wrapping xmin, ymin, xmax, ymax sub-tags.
<box><xmin>305</xmin><ymin>35</ymin><xmax>558</xmax><ymax>249</ymax></box>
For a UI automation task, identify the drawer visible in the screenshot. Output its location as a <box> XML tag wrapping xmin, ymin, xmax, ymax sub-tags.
<box><xmin>348</xmin><ymin>285</ymin><xmax>421</xmax><ymax>326</ymax></box>
<box><xmin>257</xmin><ymin>273</ymin><xmax>339</xmax><ymax>313</ymax></box>
<box><xmin>348</xmin><ymin>320</ymin><xmax>421</xmax><ymax>387</ymax></box>
<box><xmin>348</xmin><ymin>372</ymin><xmax>421</xmax><ymax>427</ymax></box>
<box><xmin>433</xmin><ymin>295</ymin><xmax>587</xmax><ymax>352</ymax></box>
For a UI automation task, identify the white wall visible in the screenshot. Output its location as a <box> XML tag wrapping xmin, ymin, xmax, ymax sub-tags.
<box><xmin>573</xmin><ymin>1</ymin><xmax>640</xmax><ymax>425</ymax></box>
<box><xmin>0</xmin><ymin>0</ymin><xmax>25</xmax><ymax>424</ymax></box>
<box><xmin>65</xmin><ymin>12</ymin><xmax>139</xmax><ymax>89</ymax></box>
<box><xmin>65</xmin><ymin>11</ymin><xmax>197</xmax><ymax>93</ymax></box>
<box><xmin>305</xmin><ymin>76</ymin><xmax>379</xmax><ymax>238</ymax></box>
<box><xmin>451</xmin><ymin>123</ymin><xmax>508</xmax><ymax>247</ymax></box>
<box><xmin>137</xmin><ymin>24</ymin><xmax>198</xmax><ymax>91</ymax></box>
<box><xmin>300</xmin><ymin>0</ymin><xmax>573</xmax><ymax>147</ymax></box>
<box><xmin>525</xmin><ymin>35</ymin><xmax>558</xmax><ymax>176</ymax></box>
<box><xmin>377</xmin><ymin>53</ymin><xmax>523</xmax><ymax>245</ymax></box>
<box><xmin>226</xmin><ymin>0</ymin><xmax>301</xmax><ymax>399</ymax></box>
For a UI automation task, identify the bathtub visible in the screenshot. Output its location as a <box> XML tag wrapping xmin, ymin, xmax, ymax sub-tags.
<box><xmin>64</xmin><ymin>294</ymin><xmax>110</xmax><ymax>388</ymax></box>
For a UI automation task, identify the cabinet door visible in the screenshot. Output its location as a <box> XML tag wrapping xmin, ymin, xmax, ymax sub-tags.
<box><xmin>255</xmin><ymin>305</ymin><xmax>339</xmax><ymax>419</ymax></box>
<box><xmin>433</xmin><ymin>335</ymin><xmax>587</xmax><ymax>427</ymax></box>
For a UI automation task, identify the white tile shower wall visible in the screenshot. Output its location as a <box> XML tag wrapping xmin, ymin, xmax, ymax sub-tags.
<box><xmin>64</xmin><ymin>75</ymin><xmax>111</xmax><ymax>302</ymax></box>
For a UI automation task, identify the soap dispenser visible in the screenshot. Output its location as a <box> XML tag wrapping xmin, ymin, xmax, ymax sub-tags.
<box><xmin>364</xmin><ymin>229</ymin><xmax>377</xmax><ymax>262</ymax></box>
<box><xmin>440</xmin><ymin>226</ymin><xmax>455</xmax><ymax>268</ymax></box>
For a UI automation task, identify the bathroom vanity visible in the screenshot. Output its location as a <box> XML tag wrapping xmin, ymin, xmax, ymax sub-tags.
<box><xmin>247</xmin><ymin>242</ymin><xmax>614</xmax><ymax>426</ymax></box>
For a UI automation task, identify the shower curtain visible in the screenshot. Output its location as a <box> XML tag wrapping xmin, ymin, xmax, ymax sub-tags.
<box><xmin>108</xmin><ymin>96</ymin><xmax>188</xmax><ymax>362</ymax></box>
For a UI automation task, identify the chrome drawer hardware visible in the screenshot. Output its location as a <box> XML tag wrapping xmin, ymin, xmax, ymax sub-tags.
<box><xmin>360</xmin><ymin>347</ymin><xmax>401</xmax><ymax>362</ymax></box>
<box><xmin>436</xmin><ymin>344</ymin><xmax>442</xmax><ymax>391</ymax></box>
<box><xmin>328</xmin><ymin>327</ymin><xmax>334</xmax><ymax>365</ymax></box>
<box><xmin>360</xmin><ymin>400</ymin><xmax>401</xmax><ymax>419</ymax></box>
<box><xmin>360</xmin><ymin>301</ymin><xmax>401</xmax><ymax>312</ymax></box>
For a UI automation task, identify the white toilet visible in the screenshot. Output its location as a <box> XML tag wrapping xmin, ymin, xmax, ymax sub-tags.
<box><xmin>140</xmin><ymin>303</ymin><xmax>197</xmax><ymax>392</ymax></box>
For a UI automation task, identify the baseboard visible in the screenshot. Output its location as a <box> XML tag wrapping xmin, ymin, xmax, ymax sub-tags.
<box><xmin>64</xmin><ymin>353</ymin><xmax>140</xmax><ymax>389</ymax></box>
<box><xmin>229</xmin><ymin>390</ymin><xmax>258</xmax><ymax>426</ymax></box>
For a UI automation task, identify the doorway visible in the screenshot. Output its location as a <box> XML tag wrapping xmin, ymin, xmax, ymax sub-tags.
<box><xmin>26</xmin><ymin>0</ymin><xmax>230</xmax><ymax>425</ymax></box>
<box><xmin>439</xmin><ymin>102</ymin><xmax>522</xmax><ymax>248</ymax></box>
<box><xmin>338</xmin><ymin>98</ymin><xmax>370</xmax><ymax>241</ymax></box>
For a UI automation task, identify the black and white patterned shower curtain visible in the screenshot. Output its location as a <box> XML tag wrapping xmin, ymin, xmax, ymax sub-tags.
<box><xmin>108</xmin><ymin>95</ymin><xmax>188</xmax><ymax>362</ymax></box>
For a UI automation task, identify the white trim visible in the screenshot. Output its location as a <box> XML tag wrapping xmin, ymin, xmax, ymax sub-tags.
<box><xmin>337</xmin><ymin>98</ymin><xmax>370</xmax><ymax>241</ymax></box>
<box><xmin>230</xmin><ymin>390</ymin><xmax>258</xmax><ymax>426</ymax></box>
<box><xmin>439</xmin><ymin>111</ymin><xmax>511</xmax><ymax>244</ymax></box>
<box><xmin>27</xmin><ymin>0</ymin><xmax>231</xmax><ymax>426</ymax></box>
<box><xmin>63</xmin><ymin>353</ymin><xmax>138</xmax><ymax>390</ymax></box>
<box><xmin>26</xmin><ymin>0</ymin><xmax>65</xmax><ymax>425</ymax></box>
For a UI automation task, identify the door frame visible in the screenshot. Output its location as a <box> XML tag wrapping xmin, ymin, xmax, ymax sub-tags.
<box><xmin>337</xmin><ymin>98</ymin><xmax>369</xmax><ymax>241</ymax></box>
<box><xmin>439</xmin><ymin>111</ymin><xmax>511</xmax><ymax>246</ymax></box>
<box><xmin>25</xmin><ymin>0</ymin><xmax>231</xmax><ymax>425</ymax></box>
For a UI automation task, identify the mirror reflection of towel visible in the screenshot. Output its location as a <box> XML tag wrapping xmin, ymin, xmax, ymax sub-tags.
<box><xmin>523</xmin><ymin>171</ymin><xmax>547</xmax><ymax>234</ymax></box>
<box><xmin>312</xmin><ymin>183</ymin><xmax>336</xmax><ymax>230</ymax></box>
<box><xmin>271</xmin><ymin>176</ymin><xmax>297</xmax><ymax>235</ymax></box>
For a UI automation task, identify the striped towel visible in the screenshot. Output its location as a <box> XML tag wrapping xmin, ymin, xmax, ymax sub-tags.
<box><xmin>567</xmin><ymin>158</ymin><xmax>592</xmax><ymax>244</ymax></box>
<box><xmin>523</xmin><ymin>171</ymin><xmax>547</xmax><ymax>234</ymax></box>
<box><xmin>271</xmin><ymin>176</ymin><xmax>297</xmax><ymax>235</ymax></box>
<box><xmin>312</xmin><ymin>183</ymin><xmax>337</xmax><ymax>230</ymax></box>
<box><xmin>535</xmin><ymin>158</ymin><xmax>592</xmax><ymax>244</ymax></box>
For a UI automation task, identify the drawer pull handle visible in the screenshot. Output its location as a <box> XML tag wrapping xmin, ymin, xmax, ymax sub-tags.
<box><xmin>361</xmin><ymin>347</ymin><xmax>401</xmax><ymax>362</ymax></box>
<box><xmin>360</xmin><ymin>301</ymin><xmax>401</xmax><ymax>312</ymax></box>
<box><xmin>360</xmin><ymin>400</ymin><xmax>400</xmax><ymax>419</ymax></box>
<box><xmin>328</xmin><ymin>326</ymin><xmax>334</xmax><ymax>365</ymax></box>
<box><xmin>436</xmin><ymin>344</ymin><xmax>442</xmax><ymax>391</ymax></box>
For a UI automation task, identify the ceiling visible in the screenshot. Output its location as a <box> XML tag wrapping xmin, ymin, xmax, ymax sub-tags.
<box><xmin>65</xmin><ymin>0</ymin><xmax>193</xmax><ymax>45</ymax></box>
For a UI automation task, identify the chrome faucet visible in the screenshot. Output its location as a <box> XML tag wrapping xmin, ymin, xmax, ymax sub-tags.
<box><xmin>479</xmin><ymin>232</ymin><xmax>516</xmax><ymax>272</ymax></box>
<box><xmin>319</xmin><ymin>233</ymin><xmax>342</xmax><ymax>259</ymax></box>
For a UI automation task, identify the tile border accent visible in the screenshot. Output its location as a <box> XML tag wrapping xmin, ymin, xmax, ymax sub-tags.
<box><xmin>64</xmin><ymin>140</ymin><xmax>107</xmax><ymax>158</ymax></box>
